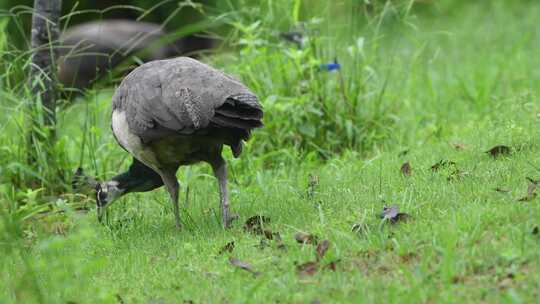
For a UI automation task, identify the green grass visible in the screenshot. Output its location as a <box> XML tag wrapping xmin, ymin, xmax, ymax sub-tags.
<box><xmin>2</xmin><ymin>1</ymin><xmax>540</xmax><ymax>303</ymax></box>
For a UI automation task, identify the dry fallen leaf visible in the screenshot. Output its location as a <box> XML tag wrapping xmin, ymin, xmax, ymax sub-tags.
<box><xmin>296</xmin><ymin>261</ymin><xmax>318</xmax><ymax>277</ymax></box>
<box><xmin>315</xmin><ymin>240</ymin><xmax>330</xmax><ymax>261</ymax></box>
<box><xmin>218</xmin><ymin>241</ymin><xmax>235</xmax><ymax>255</ymax></box>
<box><xmin>295</xmin><ymin>232</ymin><xmax>319</xmax><ymax>245</ymax></box>
<box><xmin>486</xmin><ymin>145</ymin><xmax>511</xmax><ymax>158</ymax></box>
<box><xmin>324</xmin><ymin>259</ymin><xmax>340</xmax><ymax>271</ymax></box>
<box><xmin>400</xmin><ymin>162</ymin><xmax>412</xmax><ymax>177</ymax></box>
<box><xmin>229</xmin><ymin>257</ymin><xmax>259</xmax><ymax>276</ymax></box>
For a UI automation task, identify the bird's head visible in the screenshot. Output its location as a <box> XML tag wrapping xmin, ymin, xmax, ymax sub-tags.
<box><xmin>95</xmin><ymin>181</ymin><xmax>124</xmax><ymax>222</ymax></box>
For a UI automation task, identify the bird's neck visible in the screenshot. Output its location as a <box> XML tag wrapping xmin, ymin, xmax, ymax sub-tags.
<box><xmin>109</xmin><ymin>160</ymin><xmax>164</xmax><ymax>195</ymax></box>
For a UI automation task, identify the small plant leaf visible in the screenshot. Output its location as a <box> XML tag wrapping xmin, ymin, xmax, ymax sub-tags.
<box><xmin>315</xmin><ymin>240</ymin><xmax>330</xmax><ymax>261</ymax></box>
<box><xmin>532</xmin><ymin>225</ymin><xmax>538</xmax><ymax>235</ymax></box>
<box><xmin>295</xmin><ymin>232</ymin><xmax>319</xmax><ymax>245</ymax></box>
<box><xmin>486</xmin><ymin>145</ymin><xmax>511</xmax><ymax>158</ymax></box>
<box><xmin>400</xmin><ymin>162</ymin><xmax>412</xmax><ymax>177</ymax></box>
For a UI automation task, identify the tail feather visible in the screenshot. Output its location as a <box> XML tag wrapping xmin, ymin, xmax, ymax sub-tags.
<box><xmin>215</xmin><ymin>103</ymin><xmax>262</xmax><ymax>120</ymax></box>
<box><xmin>211</xmin><ymin>114</ymin><xmax>262</xmax><ymax>130</ymax></box>
<box><xmin>211</xmin><ymin>93</ymin><xmax>263</xmax><ymax>157</ymax></box>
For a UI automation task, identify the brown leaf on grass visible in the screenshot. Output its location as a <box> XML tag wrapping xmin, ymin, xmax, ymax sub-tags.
<box><xmin>430</xmin><ymin>160</ymin><xmax>457</xmax><ymax>172</ymax></box>
<box><xmin>324</xmin><ymin>259</ymin><xmax>340</xmax><ymax>271</ymax></box>
<box><xmin>295</xmin><ymin>232</ymin><xmax>319</xmax><ymax>245</ymax></box>
<box><xmin>400</xmin><ymin>162</ymin><xmax>412</xmax><ymax>177</ymax></box>
<box><xmin>296</xmin><ymin>261</ymin><xmax>318</xmax><ymax>276</ymax></box>
<box><xmin>218</xmin><ymin>241</ymin><xmax>235</xmax><ymax>255</ymax></box>
<box><xmin>243</xmin><ymin>215</ymin><xmax>270</xmax><ymax>234</ymax></box>
<box><xmin>315</xmin><ymin>240</ymin><xmax>330</xmax><ymax>261</ymax></box>
<box><xmin>229</xmin><ymin>257</ymin><xmax>259</xmax><ymax>276</ymax></box>
<box><xmin>486</xmin><ymin>145</ymin><xmax>511</xmax><ymax>158</ymax></box>
<box><xmin>400</xmin><ymin>252</ymin><xmax>418</xmax><ymax>264</ymax></box>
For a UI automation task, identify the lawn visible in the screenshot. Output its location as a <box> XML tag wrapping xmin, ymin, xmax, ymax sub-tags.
<box><xmin>1</xmin><ymin>1</ymin><xmax>540</xmax><ymax>303</ymax></box>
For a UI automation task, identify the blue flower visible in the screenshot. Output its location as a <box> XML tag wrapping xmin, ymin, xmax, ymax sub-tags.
<box><xmin>319</xmin><ymin>60</ymin><xmax>341</xmax><ymax>71</ymax></box>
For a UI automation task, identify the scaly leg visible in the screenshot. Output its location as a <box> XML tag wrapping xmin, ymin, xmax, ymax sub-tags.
<box><xmin>159</xmin><ymin>170</ymin><xmax>181</xmax><ymax>230</ymax></box>
<box><xmin>211</xmin><ymin>157</ymin><xmax>232</xmax><ymax>228</ymax></box>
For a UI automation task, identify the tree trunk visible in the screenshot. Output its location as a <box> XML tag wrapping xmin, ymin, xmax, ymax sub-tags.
<box><xmin>28</xmin><ymin>0</ymin><xmax>62</xmax><ymax>162</ymax></box>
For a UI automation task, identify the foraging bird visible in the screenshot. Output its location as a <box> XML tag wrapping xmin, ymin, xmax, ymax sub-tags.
<box><xmin>58</xmin><ymin>20</ymin><xmax>216</xmax><ymax>91</ymax></box>
<box><xmin>95</xmin><ymin>57</ymin><xmax>263</xmax><ymax>229</ymax></box>
<box><xmin>58</xmin><ymin>20</ymin><xmax>171</xmax><ymax>90</ymax></box>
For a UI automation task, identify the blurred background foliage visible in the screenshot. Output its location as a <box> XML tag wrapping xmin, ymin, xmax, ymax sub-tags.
<box><xmin>1</xmin><ymin>1</ymin><xmax>540</xmax><ymax>301</ymax></box>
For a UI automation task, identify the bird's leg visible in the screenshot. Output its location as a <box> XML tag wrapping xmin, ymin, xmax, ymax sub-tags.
<box><xmin>211</xmin><ymin>157</ymin><xmax>232</xmax><ymax>228</ymax></box>
<box><xmin>159</xmin><ymin>170</ymin><xmax>181</xmax><ymax>230</ymax></box>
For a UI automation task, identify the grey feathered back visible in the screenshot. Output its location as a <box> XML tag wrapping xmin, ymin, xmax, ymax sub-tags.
<box><xmin>112</xmin><ymin>57</ymin><xmax>262</xmax><ymax>140</ymax></box>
